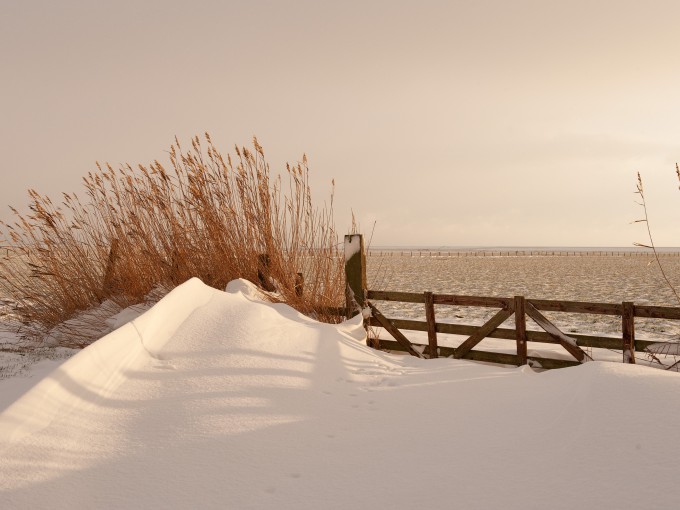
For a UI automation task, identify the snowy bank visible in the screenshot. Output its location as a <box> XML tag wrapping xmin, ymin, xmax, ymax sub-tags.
<box><xmin>1</xmin><ymin>278</ymin><xmax>679</xmax><ymax>509</ymax></box>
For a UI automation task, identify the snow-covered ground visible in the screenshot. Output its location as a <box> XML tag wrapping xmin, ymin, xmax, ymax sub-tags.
<box><xmin>1</xmin><ymin>278</ymin><xmax>680</xmax><ymax>509</ymax></box>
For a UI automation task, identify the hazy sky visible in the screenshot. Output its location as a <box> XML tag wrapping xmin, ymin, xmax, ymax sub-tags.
<box><xmin>2</xmin><ymin>0</ymin><xmax>679</xmax><ymax>246</ymax></box>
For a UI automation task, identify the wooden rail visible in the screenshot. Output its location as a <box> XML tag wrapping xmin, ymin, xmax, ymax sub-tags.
<box><xmin>366</xmin><ymin>289</ymin><xmax>679</xmax><ymax>367</ymax></box>
<box><xmin>377</xmin><ymin>340</ymin><xmax>581</xmax><ymax>369</ymax></box>
<box><xmin>343</xmin><ymin>234</ymin><xmax>680</xmax><ymax>370</ymax></box>
<box><xmin>367</xmin><ymin>290</ymin><xmax>680</xmax><ymax>320</ymax></box>
<box><xmin>365</xmin><ymin>317</ymin><xmax>659</xmax><ymax>351</ymax></box>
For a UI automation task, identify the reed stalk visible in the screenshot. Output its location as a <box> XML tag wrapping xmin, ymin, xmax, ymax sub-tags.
<box><xmin>0</xmin><ymin>135</ymin><xmax>345</xmax><ymax>347</ymax></box>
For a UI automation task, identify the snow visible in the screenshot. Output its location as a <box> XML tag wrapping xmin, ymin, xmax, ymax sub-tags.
<box><xmin>646</xmin><ymin>341</ymin><xmax>680</xmax><ymax>355</ymax></box>
<box><xmin>0</xmin><ymin>350</ymin><xmax>75</xmax><ymax>413</ymax></box>
<box><xmin>2</xmin><ymin>278</ymin><xmax>680</xmax><ymax>509</ymax></box>
<box><xmin>104</xmin><ymin>305</ymin><xmax>148</xmax><ymax>331</ymax></box>
<box><xmin>344</xmin><ymin>234</ymin><xmax>361</xmax><ymax>261</ymax></box>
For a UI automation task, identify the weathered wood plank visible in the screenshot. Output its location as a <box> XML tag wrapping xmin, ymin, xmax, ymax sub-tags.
<box><xmin>368</xmin><ymin>290</ymin><xmax>516</xmax><ymax>308</ymax></box>
<box><xmin>366</xmin><ymin>317</ymin><xmax>662</xmax><ymax>351</ymax></box>
<box><xmin>368</xmin><ymin>291</ymin><xmax>674</xmax><ymax>319</ymax></box>
<box><xmin>378</xmin><ymin>340</ymin><xmax>580</xmax><ymax>369</ymax></box>
<box><xmin>529</xmin><ymin>299</ymin><xmax>622</xmax><ymax>316</ymax></box>
<box><xmin>635</xmin><ymin>338</ymin><xmax>659</xmax><ymax>351</ymax></box>
<box><xmin>634</xmin><ymin>305</ymin><xmax>680</xmax><ymax>320</ymax></box>
<box><xmin>368</xmin><ymin>290</ymin><xmax>680</xmax><ymax>321</ymax></box>
<box><xmin>424</xmin><ymin>291</ymin><xmax>438</xmax><ymax>358</ymax></box>
<box><xmin>257</xmin><ymin>254</ymin><xmax>276</xmax><ymax>292</ymax></box>
<box><xmin>622</xmin><ymin>301</ymin><xmax>636</xmax><ymax>364</ymax></box>
<box><xmin>433</xmin><ymin>294</ymin><xmax>513</xmax><ymax>308</ymax></box>
<box><xmin>525</xmin><ymin>302</ymin><xmax>592</xmax><ymax>363</ymax></box>
<box><xmin>367</xmin><ymin>290</ymin><xmax>425</xmax><ymax>303</ymax></box>
<box><xmin>367</xmin><ymin>302</ymin><xmax>424</xmax><ymax>358</ymax></box>
<box><xmin>453</xmin><ymin>307</ymin><xmax>515</xmax><ymax>359</ymax></box>
<box><xmin>515</xmin><ymin>296</ymin><xmax>527</xmax><ymax>366</ymax></box>
<box><xmin>295</xmin><ymin>272</ymin><xmax>304</xmax><ymax>297</ymax></box>
<box><xmin>344</xmin><ymin>234</ymin><xmax>367</xmax><ymax>318</ymax></box>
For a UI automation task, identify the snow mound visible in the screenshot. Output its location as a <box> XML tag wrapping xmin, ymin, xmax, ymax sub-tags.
<box><xmin>1</xmin><ymin>278</ymin><xmax>679</xmax><ymax>509</ymax></box>
<box><xmin>225</xmin><ymin>277</ymin><xmax>269</xmax><ymax>300</ymax></box>
<box><xmin>0</xmin><ymin>278</ymin><xmax>215</xmax><ymax>445</ymax></box>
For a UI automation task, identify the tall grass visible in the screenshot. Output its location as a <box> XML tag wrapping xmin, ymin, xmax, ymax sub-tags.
<box><xmin>0</xmin><ymin>134</ymin><xmax>345</xmax><ymax>347</ymax></box>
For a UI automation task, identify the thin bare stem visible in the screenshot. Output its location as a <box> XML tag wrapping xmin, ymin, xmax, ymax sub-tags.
<box><xmin>634</xmin><ymin>172</ymin><xmax>680</xmax><ymax>305</ymax></box>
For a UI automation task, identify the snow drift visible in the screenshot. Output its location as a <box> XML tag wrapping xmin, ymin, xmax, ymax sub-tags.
<box><xmin>1</xmin><ymin>278</ymin><xmax>679</xmax><ymax>509</ymax></box>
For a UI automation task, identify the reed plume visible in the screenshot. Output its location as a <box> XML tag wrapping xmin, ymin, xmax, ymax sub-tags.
<box><xmin>0</xmin><ymin>135</ymin><xmax>344</xmax><ymax>347</ymax></box>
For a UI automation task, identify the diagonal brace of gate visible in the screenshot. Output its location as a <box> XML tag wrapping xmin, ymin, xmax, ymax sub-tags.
<box><xmin>452</xmin><ymin>299</ymin><xmax>592</xmax><ymax>364</ymax></box>
<box><xmin>367</xmin><ymin>302</ymin><xmax>425</xmax><ymax>358</ymax></box>
<box><xmin>525</xmin><ymin>302</ymin><xmax>592</xmax><ymax>363</ymax></box>
<box><xmin>367</xmin><ymin>295</ymin><xmax>591</xmax><ymax>364</ymax></box>
<box><xmin>453</xmin><ymin>306</ymin><xmax>516</xmax><ymax>359</ymax></box>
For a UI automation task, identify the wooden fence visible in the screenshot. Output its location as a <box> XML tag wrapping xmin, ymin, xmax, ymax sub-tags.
<box><xmin>345</xmin><ymin>235</ymin><xmax>680</xmax><ymax>369</ymax></box>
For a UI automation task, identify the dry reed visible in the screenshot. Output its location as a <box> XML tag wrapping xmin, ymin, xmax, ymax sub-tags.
<box><xmin>0</xmin><ymin>134</ymin><xmax>345</xmax><ymax>347</ymax></box>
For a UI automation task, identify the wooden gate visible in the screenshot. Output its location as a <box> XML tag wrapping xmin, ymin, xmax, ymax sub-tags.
<box><xmin>344</xmin><ymin>234</ymin><xmax>680</xmax><ymax>369</ymax></box>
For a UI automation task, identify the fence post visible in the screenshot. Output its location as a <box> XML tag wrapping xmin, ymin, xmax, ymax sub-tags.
<box><xmin>295</xmin><ymin>272</ymin><xmax>304</xmax><ymax>297</ymax></box>
<box><xmin>424</xmin><ymin>291</ymin><xmax>438</xmax><ymax>358</ymax></box>
<box><xmin>257</xmin><ymin>254</ymin><xmax>276</xmax><ymax>291</ymax></box>
<box><xmin>622</xmin><ymin>301</ymin><xmax>636</xmax><ymax>364</ymax></box>
<box><xmin>344</xmin><ymin>234</ymin><xmax>366</xmax><ymax>318</ymax></box>
<box><xmin>169</xmin><ymin>247</ymin><xmax>182</xmax><ymax>285</ymax></box>
<box><xmin>515</xmin><ymin>295</ymin><xmax>527</xmax><ymax>365</ymax></box>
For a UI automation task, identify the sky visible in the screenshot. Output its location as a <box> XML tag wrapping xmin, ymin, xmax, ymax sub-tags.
<box><xmin>1</xmin><ymin>0</ymin><xmax>679</xmax><ymax>247</ymax></box>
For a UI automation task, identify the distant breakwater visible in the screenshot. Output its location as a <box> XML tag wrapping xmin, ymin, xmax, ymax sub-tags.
<box><xmin>368</xmin><ymin>249</ymin><xmax>680</xmax><ymax>258</ymax></box>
